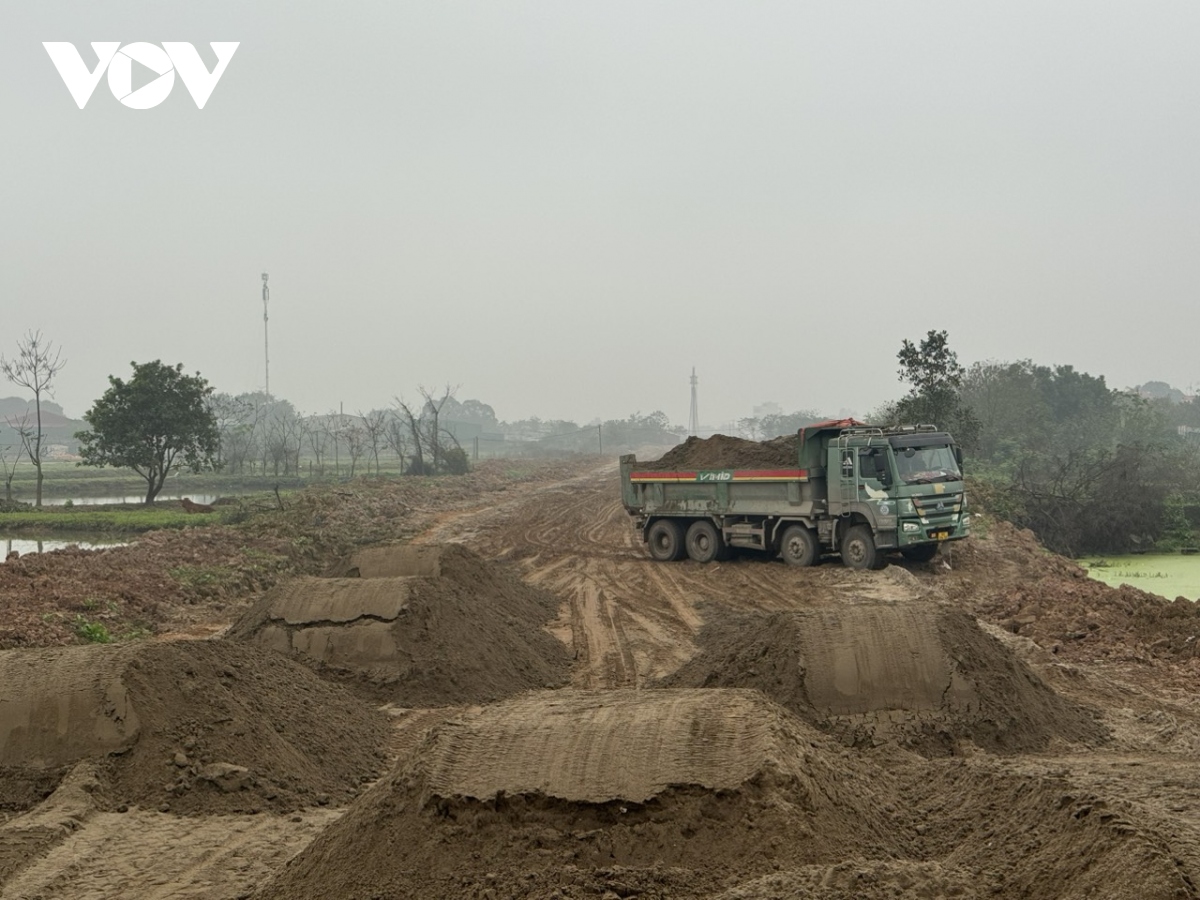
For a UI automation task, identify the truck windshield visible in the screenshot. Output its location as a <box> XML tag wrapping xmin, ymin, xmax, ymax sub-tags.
<box><xmin>893</xmin><ymin>444</ymin><xmax>960</xmax><ymax>485</ymax></box>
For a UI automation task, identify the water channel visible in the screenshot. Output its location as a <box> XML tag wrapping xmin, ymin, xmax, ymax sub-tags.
<box><xmin>41</xmin><ymin>493</ymin><xmax>220</xmax><ymax>507</ymax></box>
<box><xmin>2</xmin><ymin>534</ymin><xmax>129</xmax><ymax>556</ymax></box>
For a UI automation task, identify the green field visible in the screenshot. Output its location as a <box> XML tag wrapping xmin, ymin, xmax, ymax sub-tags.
<box><xmin>1</xmin><ymin>459</ymin><xmax>310</xmax><ymax>503</ymax></box>
<box><xmin>0</xmin><ymin>506</ymin><xmax>223</xmax><ymax>534</ymax></box>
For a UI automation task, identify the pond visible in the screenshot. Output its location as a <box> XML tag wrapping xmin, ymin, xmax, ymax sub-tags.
<box><xmin>1083</xmin><ymin>554</ymin><xmax>1200</xmax><ymax>601</ymax></box>
<box><xmin>42</xmin><ymin>493</ymin><xmax>220</xmax><ymax>507</ymax></box>
<box><xmin>2</xmin><ymin>534</ymin><xmax>129</xmax><ymax>556</ymax></box>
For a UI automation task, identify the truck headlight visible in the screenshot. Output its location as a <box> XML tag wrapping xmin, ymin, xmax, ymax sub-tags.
<box><xmin>903</xmin><ymin>522</ymin><xmax>919</xmax><ymax>533</ymax></box>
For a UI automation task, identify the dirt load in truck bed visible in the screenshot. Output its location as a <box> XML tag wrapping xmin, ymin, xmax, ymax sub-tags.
<box><xmin>636</xmin><ymin>434</ymin><xmax>800</xmax><ymax>470</ymax></box>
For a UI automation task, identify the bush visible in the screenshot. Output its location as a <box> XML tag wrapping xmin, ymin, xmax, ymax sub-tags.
<box><xmin>442</xmin><ymin>447</ymin><xmax>470</xmax><ymax>475</ymax></box>
<box><xmin>74</xmin><ymin>616</ymin><xmax>112</xmax><ymax>644</ymax></box>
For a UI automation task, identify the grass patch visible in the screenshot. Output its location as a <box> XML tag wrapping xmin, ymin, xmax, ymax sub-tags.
<box><xmin>73</xmin><ymin>615</ymin><xmax>113</xmax><ymax>644</ymax></box>
<box><xmin>0</xmin><ymin>508</ymin><xmax>220</xmax><ymax>534</ymax></box>
<box><xmin>168</xmin><ymin>564</ymin><xmax>240</xmax><ymax>589</ymax></box>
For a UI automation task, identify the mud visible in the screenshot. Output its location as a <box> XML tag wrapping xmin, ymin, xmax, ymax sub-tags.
<box><xmin>636</xmin><ymin>434</ymin><xmax>799</xmax><ymax>470</ymax></box>
<box><xmin>658</xmin><ymin>601</ymin><xmax>1108</xmax><ymax>755</ymax></box>
<box><xmin>231</xmin><ymin>544</ymin><xmax>571</xmax><ymax>705</ymax></box>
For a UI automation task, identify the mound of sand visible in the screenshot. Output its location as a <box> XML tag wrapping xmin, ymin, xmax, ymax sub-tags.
<box><xmin>901</xmin><ymin>760</ymin><xmax>1193</xmax><ymax>900</ymax></box>
<box><xmin>257</xmin><ymin>689</ymin><xmax>908</xmax><ymax>900</ymax></box>
<box><xmin>0</xmin><ymin>640</ymin><xmax>391</xmax><ymax>816</ymax></box>
<box><xmin>637</xmin><ymin>434</ymin><xmax>799</xmax><ymax>470</ymax></box>
<box><xmin>231</xmin><ymin>544</ymin><xmax>571</xmax><ymax>705</ymax></box>
<box><xmin>656</xmin><ymin>602</ymin><xmax>1108</xmax><ymax>755</ymax></box>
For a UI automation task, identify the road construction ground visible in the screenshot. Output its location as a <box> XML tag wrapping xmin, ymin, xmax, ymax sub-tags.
<box><xmin>3</xmin><ymin>460</ymin><xmax>1200</xmax><ymax>898</ymax></box>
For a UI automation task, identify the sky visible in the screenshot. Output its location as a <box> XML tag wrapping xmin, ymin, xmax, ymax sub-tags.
<box><xmin>3</xmin><ymin>2</ymin><xmax>1200</xmax><ymax>428</ymax></box>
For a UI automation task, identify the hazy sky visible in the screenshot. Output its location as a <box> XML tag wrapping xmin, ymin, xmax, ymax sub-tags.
<box><xmin>3</xmin><ymin>3</ymin><xmax>1200</xmax><ymax>427</ymax></box>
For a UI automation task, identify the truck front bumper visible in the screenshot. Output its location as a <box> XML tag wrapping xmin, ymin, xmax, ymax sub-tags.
<box><xmin>896</xmin><ymin>514</ymin><xmax>968</xmax><ymax>547</ymax></box>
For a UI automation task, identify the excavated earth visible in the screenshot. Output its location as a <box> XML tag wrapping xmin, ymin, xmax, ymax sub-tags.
<box><xmin>636</xmin><ymin>433</ymin><xmax>800</xmax><ymax>470</ymax></box>
<box><xmin>229</xmin><ymin>544</ymin><xmax>571</xmax><ymax>705</ymax></box>
<box><xmin>3</xmin><ymin>458</ymin><xmax>1200</xmax><ymax>898</ymax></box>
<box><xmin>0</xmin><ymin>640</ymin><xmax>392</xmax><ymax>818</ymax></box>
<box><xmin>656</xmin><ymin>601</ymin><xmax>1109</xmax><ymax>755</ymax></box>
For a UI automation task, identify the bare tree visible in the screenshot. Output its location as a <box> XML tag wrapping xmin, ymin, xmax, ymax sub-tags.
<box><xmin>264</xmin><ymin>408</ymin><xmax>303</xmax><ymax>476</ymax></box>
<box><xmin>304</xmin><ymin>414</ymin><xmax>331</xmax><ymax>476</ymax></box>
<box><xmin>342</xmin><ymin>416</ymin><xmax>367</xmax><ymax>477</ymax></box>
<box><xmin>394</xmin><ymin>398</ymin><xmax>427</xmax><ymax>474</ymax></box>
<box><xmin>206</xmin><ymin>393</ymin><xmax>253</xmax><ymax>468</ymax></box>
<box><xmin>383</xmin><ymin>410</ymin><xmax>410</xmax><ymax>470</ymax></box>
<box><xmin>361</xmin><ymin>409</ymin><xmax>388</xmax><ymax>476</ymax></box>
<box><xmin>0</xmin><ymin>443</ymin><xmax>18</xmax><ymax>503</ymax></box>
<box><xmin>0</xmin><ymin>331</ymin><xmax>65</xmax><ymax>507</ymax></box>
<box><xmin>419</xmin><ymin>384</ymin><xmax>458</xmax><ymax>474</ymax></box>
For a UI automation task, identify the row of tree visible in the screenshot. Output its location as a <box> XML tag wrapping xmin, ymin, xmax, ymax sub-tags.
<box><xmin>0</xmin><ymin>330</ymin><xmax>689</xmax><ymax>504</ymax></box>
<box><xmin>7</xmin><ymin>325</ymin><xmax>1200</xmax><ymax>556</ymax></box>
<box><xmin>883</xmin><ymin>330</ymin><xmax>1200</xmax><ymax>556</ymax></box>
<box><xmin>208</xmin><ymin>389</ymin><xmax>469</xmax><ymax>479</ymax></box>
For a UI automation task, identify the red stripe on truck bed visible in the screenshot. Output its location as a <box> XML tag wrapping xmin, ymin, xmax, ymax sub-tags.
<box><xmin>629</xmin><ymin>469</ymin><xmax>807</xmax><ymax>482</ymax></box>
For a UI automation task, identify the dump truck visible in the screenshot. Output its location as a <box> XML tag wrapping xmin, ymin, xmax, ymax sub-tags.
<box><xmin>619</xmin><ymin>420</ymin><xmax>967</xmax><ymax>570</ymax></box>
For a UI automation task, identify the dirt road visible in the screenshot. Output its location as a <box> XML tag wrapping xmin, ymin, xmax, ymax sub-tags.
<box><xmin>419</xmin><ymin>463</ymin><xmax>937</xmax><ymax>689</ymax></box>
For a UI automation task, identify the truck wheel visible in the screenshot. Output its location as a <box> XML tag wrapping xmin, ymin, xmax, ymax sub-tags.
<box><xmin>779</xmin><ymin>525</ymin><xmax>818</xmax><ymax>567</ymax></box>
<box><xmin>841</xmin><ymin>524</ymin><xmax>885</xmax><ymax>570</ymax></box>
<box><xmin>901</xmin><ymin>544</ymin><xmax>939</xmax><ymax>563</ymax></box>
<box><xmin>646</xmin><ymin>520</ymin><xmax>686</xmax><ymax>561</ymax></box>
<box><xmin>685</xmin><ymin>520</ymin><xmax>723</xmax><ymax>563</ymax></box>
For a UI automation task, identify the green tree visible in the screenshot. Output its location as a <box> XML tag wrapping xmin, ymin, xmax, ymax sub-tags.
<box><xmin>75</xmin><ymin>361</ymin><xmax>221</xmax><ymax>504</ymax></box>
<box><xmin>893</xmin><ymin>330</ymin><xmax>979</xmax><ymax>448</ymax></box>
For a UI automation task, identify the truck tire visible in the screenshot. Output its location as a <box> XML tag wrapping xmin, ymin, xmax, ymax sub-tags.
<box><xmin>685</xmin><ymin>520</ymin><xmax>723</xmax><ymax>563</ymax></box>
<box><xmin>841</xmin><ymin>524</ymin><xmax>885</xmax><ymax>570</ymax></box>
<box><xmin>901</xmin><ymin>544</ymin><xmax>939</xmax><ymax>563</ymax></box>
<box><xmin>779</xmin><ymin>525</ymin><xmax>818</xmax><ymax>567</ymax></box>
<box><xmin>646</xmin><ymin>519</ymin><xmax>686</xmax><ymax>562</ymax></box>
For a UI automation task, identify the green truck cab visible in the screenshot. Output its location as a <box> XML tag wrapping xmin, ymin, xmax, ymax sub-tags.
<box><xmin>619</xmin><ymin>422</ymin><xmax>968</xmax><ymax>570</ymax></box>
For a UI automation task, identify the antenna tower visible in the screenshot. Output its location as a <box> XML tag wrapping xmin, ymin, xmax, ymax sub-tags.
<box><xmin>688</xmin><ymin>367</ymin><xmax>699</xmax><ymax>437</ymax></box>
<box><xmin>261</xmin><ymin>273</ymin><xmax>270</xmax><ymax>399</ymax></box>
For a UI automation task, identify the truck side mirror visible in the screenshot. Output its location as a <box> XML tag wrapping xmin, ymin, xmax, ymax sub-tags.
<box><xmin>954</xmin><ymin>446</ymin><xmax>963</xmax><ymax>468</ymax></box>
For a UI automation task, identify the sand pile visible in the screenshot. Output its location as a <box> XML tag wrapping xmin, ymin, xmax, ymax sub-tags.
<box><xmin>900</xmin><ymin>760</ymin><xmax>1194</xmax><ymax>899</ymax></box>
<box><xmin>657</xmin><ymin>602</ymin><xmax>1108</xmax><ymax>755</ymax></box>
<box><xmin>256</xmin><ymin>689</ymin><xmax>909</xmax><ymax>900</ymax></box>
<box><xmin>637</xmin><ymin>434</ymin><xmax>799</xmax><ymax>470</ymax></box>
<box><xmin>231</xmin><ymin>544</ymin><xmax>571</xmax><ymax>705</ymax></box>
<box><xmin>0</xmin><ymin>640</ymin><xmax>391</xmax><ymax>816</ymax></box>
<box><xmin>0</xmin><ymin>646</ymin><xmax>139</xmax><ymax>812</ymax></box>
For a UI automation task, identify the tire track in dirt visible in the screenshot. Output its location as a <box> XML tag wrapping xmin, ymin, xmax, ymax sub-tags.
<box><xmin>0</xmin><ymin>810</ymin><xmax>340</xmax><ymax>900</ymax></box>
<box><xmin>417</xmin><ymin>466</ymin><xmax>931</xmax><ymax>690</ymax></box>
